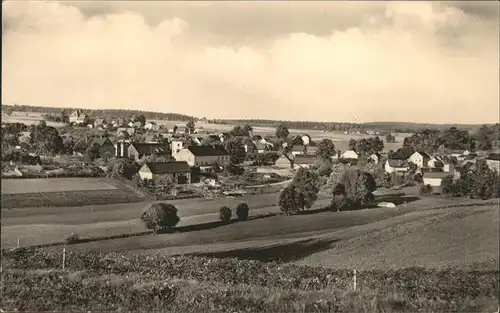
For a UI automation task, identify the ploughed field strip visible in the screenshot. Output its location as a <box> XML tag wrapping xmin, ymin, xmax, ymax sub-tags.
<box><xmin>1</xmin><ymin>178</ymin><xmax>118</xmax><ymax>194</ymax></box>
<box><xmin>1</xmin><ymin>189</ymin><xmax>145</xmax><ymax>209</ymax></box>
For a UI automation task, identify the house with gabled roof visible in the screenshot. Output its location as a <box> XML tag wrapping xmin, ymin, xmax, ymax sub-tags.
<box><xmin>128</xmin><ymin>143</ymin><xmax>170</xmax><ymax>162</ymax></box>
<box><xmin>138</xmin><ymin>161</ymin><xmax>191</xmax><ymax>185</ymax></box>
<box><xmin>69</xmin><ymin>110</ymin><xmax>86</xmax><ymax>125</ymax></box>
<box><xmin>385</xmin><ymin>159</ymin><xmax>410</xmax><ymax>174</ymax></box>
<box><xmin>88</xmin><ymin>137</ymin><xmax>115</xmax><ymax>157</ymax></box>
<box><xmin>407</xmin><ymin>151</ymin><xmax>431</xmax><ymax>168</ymax></box>
<box><xmin>93</xmin><ymin>118</ymin><xmax>105</xmax><ymax>128</ymax></box>
<box><xmin>144</xmin><ymin>121</ymin><xmax>160</xmax><ymax>131</ymax></box>
<box><xmin>173</xmin><ymin>146</ymin><xmax>229</xmax><ymax>167</ymax></box>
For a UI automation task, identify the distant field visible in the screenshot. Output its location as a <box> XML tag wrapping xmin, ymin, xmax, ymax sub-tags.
<box><xmin>2</xmin><ymin>111</ymin><xmax>65</xmax><ymax>127</ymax></box>
<box><xmin>1</xmin><ymin>178</ymin><xmax>145</xmax><ymax>209</ymax></box>
<box><xmin>1</xmin><ymin>178</ymin><xmax>118</xmax><ymax>194</ymax></box>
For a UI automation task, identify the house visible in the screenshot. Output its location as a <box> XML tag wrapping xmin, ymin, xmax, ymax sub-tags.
<box><xmin>407</xmin><ymin>151</ymin><xmax>431</xmax><ymax>168</ymax></box>
<box><xmin>293</xmin><ymin>154</ymin><xmax>317</xmax><ymax>169</ymax></box>
<box><xmin>138</xmin><ymin>161</ymin><xmax>191</xmax><ymax>185</ymax></box>
<box><xmin>486</xmin><ymin>153</ymin><xmax>500</xmax><ymax>172</ymax></box>
<box><xmin>427</xmin><ymin>155</ymin><xmax>445</xmax><ymax>169</ymax></box>
<box><xmin>171</xmin><ymin>139</ymin><xmax>185</xmax><ymax>155</ymax></box>
<box><xmin>117</xmin><ymin>127</ymin><xmax>136</xmax><ymax>136</ymax></box>
<box><xmin>305</xmin><ymin>145</ymin><xmax>318</xmax><ymax>155</ymax></box>
<box><xmin>174</xmin><ymin>146</ymin><xmax>230</xmax><ymax>167</ymax></box>
<box><xmin>292</xmin><ymin>145</ymin><xmax>307</xmax><ymax>156</ymax></box>
<box><xmin>93</xmin><ymin>118</ymin><xmax>105</xmax><ymax>128</ymax></box>
<box><xmin>69</xmin><ymin>110</ymin><xmax>86</xmax><ymax>124</ymax></box>
<box><xmin>144</xmin><ymin>121</ymin><xmax>160</xmax><ymax>131</ymax></box>
<box><xmin>88</xmin><ymin>138</ymin><xmax>116</xmax><ymax>157</ymax></box>
<box><xmin>275</xmin><ymin>154</ymin><xmax>294</xmax><ymax>169</ymax></box>
<box><xmin>254</xmin><ymin>141</ymin><xmax>271</xmax><ymax>153</ymax></box>
<box><xmin>341</xmin><ymin>150</ymin><xmax>359</xmax><ymax>160</ymax></box>
<box><xmin>128</xmin><ymin>143</ymin><xmax>170</xmax><ymax>162</ymax></box>
<box><xmin>369</xmin><ymin>153</ymin><xmax>381</xmax><ymax>164</ymax></box>
<box><xmin>385</xmin><ymin>159</ymin><xmax>410</xmax><ymax>174</ymax></box>
<box><xmin>115</xmin><ymin>141</ymin><xmax>131</xmax><ymax>158</ymax></box>
<box><xmin>422</xmin><ymin>171</ymin><xmax>454</xmax><ymax>188</ymax></box>
<box><xmin>144</xmin><ymin>134</ymin><xmax>161</xmax><ymax>143</ymax></box>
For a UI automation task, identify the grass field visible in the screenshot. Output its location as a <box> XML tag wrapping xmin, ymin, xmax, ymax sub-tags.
<box><xmin>2</xmin><ymin>111</ymin><xmax>66</xmax><ymax>127</ymax></box>
<box><xmin>1</xmin><ymin>178</ymin><xmax>145</xmax><ymax>208</ymax></box>
<box><xmin>1</xmin><ymin>178</ymin><xmax>118</xmax><ymax>194</ymax></box>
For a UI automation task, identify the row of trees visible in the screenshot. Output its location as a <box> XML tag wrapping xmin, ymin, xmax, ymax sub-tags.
<box><xmin>348</xmin><ymin>137</ymin><xmax>384</xmax><ymax>155</ymax></box>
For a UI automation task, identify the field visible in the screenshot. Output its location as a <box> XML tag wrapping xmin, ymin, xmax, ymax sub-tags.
<box><xmin>2</xmin><ymin>111</ymin><xmax>65</xmax><ymax>127</ymax></box>
<box><xmin>1</xmin><ymin>178</ymin><xmax>145</xmax><ymax>209</ymax></box>
<box><xmin>1</xmin><ymin>177</ymin><xmax>118</xmax><ymax>194</ymax></box>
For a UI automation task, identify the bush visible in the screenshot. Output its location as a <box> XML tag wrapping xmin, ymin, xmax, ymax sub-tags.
<box><xmin>65</xmin><ymin>233</ymin><xmax>80</xmax><ymax>244</ymax></box>
<box><xmin>419</xmin><ymin>184</ymin><xmax>433</xmax><ymax>196</ymax></box>
<box><xmin>219</xmin><ymin>206</ymin><xmax>232</xmax><ymax>222</ymax></box>
<box><xmin>140</xmin><ymin>203</ymin><xmax>180</xmax><ymax>233</ymax></box>
<box><xmin>235</xmin><ymin>202</ymin><xmax>249</xmax><ymax>221</ymax></box>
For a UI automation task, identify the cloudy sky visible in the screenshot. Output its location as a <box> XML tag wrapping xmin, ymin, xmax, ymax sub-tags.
<box><xmin>2</xmin><ymin>1</ymin><xmax>499</xmax><ymax>123</ymax></box>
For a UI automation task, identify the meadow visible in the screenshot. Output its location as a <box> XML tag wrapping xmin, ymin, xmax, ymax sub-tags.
<box><xmin>2</xmin><ymin>248</ymin><xmax>498</xmax><ymax>313</ymax></box>
<box><xmin>2</xmin><ymin>111</ymin><xmax>65</xmax><ymax>127</ymax></box>
<box><xmin>1</xmin><ymin>177</ymin><xmax>118</xmax><ymax>194</ymax></box>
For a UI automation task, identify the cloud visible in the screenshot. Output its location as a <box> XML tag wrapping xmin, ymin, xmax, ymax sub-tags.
<box><xmin>2</xmin><ymin>1</ymin><xmax>498</xmax><ymax>123</ymax></box>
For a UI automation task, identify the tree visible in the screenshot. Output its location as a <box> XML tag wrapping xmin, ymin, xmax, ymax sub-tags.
<box><xmin>136</xmin><ymin>114</ymin><xmax>146</xmax><ymax>127</ymax></box>
<box><xmin>331</xmin><ymin>168</ymin><xmax>376</xmax><ymax>211</ymax></box>
<box><xmin>219</xmin><ymin>206</ymin><xmax>232</xmax><ymax>223</ymax></box>
<box><xmin>317</xmin><ymin>139</ymin><xmax>336</xmax><ymax>160</ymax></box>
<box><xmin>235</xmin><ymin>202</ymin><xmax>249</xmax><ymax>221</ymax></box>
<box><xmin>140</xmin><ymin>203</ymin><xmax>180</xmax><ymax>233</ymax></box>
<box><xmin>173</xmin><ymin>125</ymin><xmax>178</xmax><ymax>134</ymax></box>
<box><xmin>276</xmin><ymin>124</ymin><xmax>289</xmax><ymax>139</ymax></box>
<box><xmin>85</xmin><ymin>143</ymin><xmax>101</xmax><ymax>161</ymax></box>
<box><xmin>277</xmin><ymin>184</ymin><xmax>305</xmax><ymax>215</ymax></box>
<box><xmin>242</xmin><ymin>124</ymin><xmax>253</xmax><ymax>135</ymax></box>
<box><xmin>385</xmin><ymin>133</ymin><xmax>396</xmax><ymax>143</ymax></box>
<box><xmin>30</xmin><ymin>123</ymin><xmax>64</xmax><ymax>154</ymax></box>
<box><xmin>316</xmin><ymin>157</ymin><xmax>333</xmax><ymax>177</ymax></box>
<box><xmin>292</xmin><ymin>168</ymin><xmax>319</xmax><ymax>210</ymax></box>
<box><xmin>230</xmin><ymin>125</ymin><xmax>252</xmax><ymax>137</ymax></box>
<box><xmin>348</xmin><ymin>139</ymin><xmax>357</xmax><ymax>150</ymax></box>
<box><xmin>441</xmin><ymin>127</ymin><xmax>474</xmax><ymax>151</ymax></box>
<box><xmin>224</xmin><ymin>137</ymin><xmax>246</xmax><ymax>165</ymax></box>
<box><xmin>186</xmin><ymin>120</ymin><xmax>195</xmax><ymax>134</ymax></box>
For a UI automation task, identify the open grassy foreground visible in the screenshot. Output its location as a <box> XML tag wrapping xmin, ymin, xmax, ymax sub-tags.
<box><xmin>1</xmin><ymin>248</ymin><xmax>498</xmax><ymax>313</ymax></box>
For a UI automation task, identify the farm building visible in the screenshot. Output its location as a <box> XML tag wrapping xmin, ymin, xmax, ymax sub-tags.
<box><xmin>171</xmin><ymin>139</ymin><xmax>185</xmax><ymax>155</ymax></box>
<box><xmin>117</xmin><ymin>127</ymin><xmax>136</xmax><ymax>136</ymax></box>
<box><xmin>88</xmin><ymin>138</ymin><xmax>116</xmax><ymax>157</ymax></box>
<box><xmin>385</xmin><ymin>159</ymin><xmax>410</xmax><ymax>174</ymax></box>
<box><xmin>486</xmin><ymin>153</ymin><xmax>500</xmax><ymax>172</ymax></box>
<box><xmin>128</xmin><ymin>143</ymin><xmax>170</xmax><ymax>162</ymax></box>
<box><xmin>407</xmin><ymin>151</ymin><xmax>431</xmax><ymax>168</ymax></box>
<box><xmin>69</xmin><ymin>110</ymin><xmax>86</xmax><ymax>125</ymax></box>
<box><xmin>93</xmin><ymin>118</ymin><xmax>105</xmax><ymax>128</ymax></box>
<box><xmin>422</xmin><ymin>171</ymin><xmax>453</xmax><ymax>188</ymax></box>
<box><xmin>293</xmin><ymin>154</ymin><xmax>317</xmax><ymax>169</ymax></box>
<box><xmin>275</xmin><ymin>154</ymin><xmax>294</xmax><ymax>169</ymax></box>
<box><xmin>115</xmin><ymin>141</ymin><xmax>131</xmax><ymax>158</ymax></box>
<box><xmin>427</xmin><ymin>155</ymin><xmax>445</xmax><ymax>169</ymax></box>
<box><xmin>138</xmin><ymin>161</ymin><xmax>191</xmax><ymax>185</ymax></box>
<box><xmin>174</xmin><ymin>146</ymin><xmax>229</xmax><ymax>167</ymax></box>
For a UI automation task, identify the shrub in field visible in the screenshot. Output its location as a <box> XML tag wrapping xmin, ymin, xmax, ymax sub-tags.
<box><xmin>419</xmin><ymin>184</ymin><xmax>433</xmax><ymax>196</ymax></box>
<box><xmin>65</xmin><ymin>233</ymin><xmax>80</xmax><ymax>244</ymax></box>
<box><xmin>140</xmin><ymin>202</ymin><xmax>180</xmax><ymax>233</ymax></box>
<box><xmin>332</xmin><ymin>168</ymin><xmax>376</xmax><ymax>210</ymax></box>
<box><xmin>278</xmin><ymin>184</ymin><xmax>305</xmax><ymax>215</ymax></box>
<box><xmin>219</xmin><ymin>206</ymin><xmax>232</xmax><ymax>223</ymax></box>
<box><xmin>235</xmin><ymin>202</ymin><xmax>249</xmax><ymax>221</ymax></box>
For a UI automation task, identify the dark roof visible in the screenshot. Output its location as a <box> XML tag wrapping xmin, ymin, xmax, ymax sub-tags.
<box><xmin>487</xmin><ymin>153</ymin><xmax>500</xmax><ymax>161</ymax></box>
<box><xmin>423</xmin><ymin>172</ymin><xmax>453</xmax><ymax>179</ymax></box>
<box><xmin>294</xmin><ymin>154</ymin><xmax>317</xmax><ymax>164</ymax></box>
<box><xmin>387</xmin><ymin>159</ymin><xmax>410</xmax><ymax>168</ymax></box>
<box><xmin>131</xmin><ymin>143</ymin><xmax>170</xmax><ymax>156</ymax></box>
<box><xmin>292</xmin><ymin>145</ymin><xmax>306</xmax><ymax>152</ymax></box>
<box><xmin>144</xmin><ymin>161</ymin><xmax>190</xmax><ymax>174</ymax></box>
<box><xmin>188</xmin><ymin>145</ymin><xmax>228</xmax><ymax>156</ymax></box>
<box><xmin>417</xmin><ymin>151</ymin><xmax>431</xmax><ymax>159</ymax></box>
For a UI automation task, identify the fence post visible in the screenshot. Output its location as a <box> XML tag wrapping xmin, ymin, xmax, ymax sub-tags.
<box><xmin>16</xmin><ymin>238</ymin><xmax>20</xmax><ymax>248</ymax></box>
<box><xmin>353</xmin><ymin>269</ymin><xmax>357</xmax><ymax>291</ymax></box>
<box><xmin>62</xmin><ymin>247</ymin><xmax>66</xmax><ymax>270</ymax></box>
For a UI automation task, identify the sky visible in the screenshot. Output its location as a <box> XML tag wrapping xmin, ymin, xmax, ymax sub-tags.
<box><xmin>2</xmin><ymin>1</ymin><xmax>499</xmax><ymax>124</ymax></box>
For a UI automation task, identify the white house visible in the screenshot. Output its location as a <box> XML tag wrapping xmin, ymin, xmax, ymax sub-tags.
<box><xmin>138</xmin><ymin>161</ymin><xmax>191</xmax><ymax>185</ymax></box>
<box><xmin>170</xmin><ymin>140</ymin><xmax>185</xmax><ymax>156</ymax></box>
<box><xmin>301</xmin><ymin>135</ymin><xmax>311</xmax><ymax>146</ymax></box>
<box><xmin>69</xmin><ymin>110</ymin><xmax>86</xmax><ymax>125</ymax></box>
<box><xmin>427</xmin><ymin>155</ymin><xmax>444</xmax><ymax>169</ymax></box>
<box><xmin>341</xmin><ymin>150</ymin><xmax>359</xmax><ymax>160</ymax></box>
<box><xmin>422</xmin><ymin>172</ymin><xmax>452</xmax><ymax>188</ymax></box>
<box><xmin>174</xmin><ymin>146</ymin><xmax>230</xmax><ymax>167</ymax></box>
<box><xmin>385</xmin><ymin>159</ymin><xmax>410</xmax><ymax>174</ymax></box>
<box><xmin>407</xmin><ymin>151</ymin><xmax>431</xmax><ymax>168</ymax></box>
<box><xmin>144</xmin><ymin>121</ymin><xmax>160</xmax><ymax>131</ymax></box>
